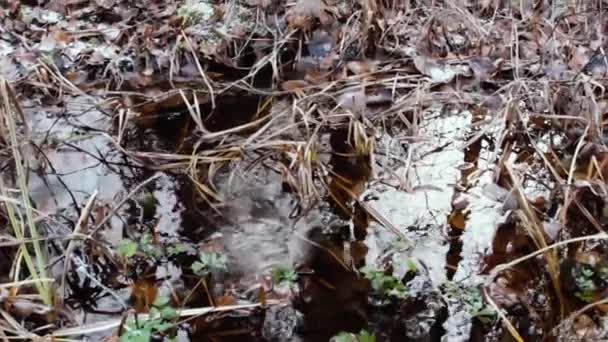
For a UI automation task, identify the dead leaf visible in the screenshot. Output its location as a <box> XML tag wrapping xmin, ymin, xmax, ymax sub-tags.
<box><xmin>0</xmin><ymin>56</ymin><xmax>19</xmax><ymax>81</ymax></box>
<box><xmin>468</xmin><ymin>56</ymin><xmax>503</xmax><ymax>81</ymax></box>
<box><xmin>346</xmin><ymin>60</ymin><xmax>379</xmax><ymax>75</ymax></box>
<box><xmin>336</xmin><ymin>88</ymin><xmax>366</xmax><ymax>115</ymax></box>
<box><xmin>5</xmin><ymin>299</ymin><xmax>52</xmax><ymax>320</ymax></box>
<box><xmin>569</xmin><ymin>46</ymin><xmax>589</xmax><ymax>72</ymax></box>
<box><xmin>246</xmin><ymin>0</ymin><xmax>272</xmax><ymax>6</ymax></box>
<box><xmin>282</xmin><ymin>80</ymin><xmax>310</xmax><ymax>92</ymax></box>
<box><xmin>130</xmin><ymin>277</ymin><xmax>158</xmax><ymax>313</ymax></box>
<box><xmin>287</xmin><ymin>0</ymin><xmax>332</xmax><ymax>30</ymax></box>
<box><xmin>307</xmin><ymin>30</ymin><xmax>332</xmax><ymax>58</ymax></box>
<box><xmin>542</xmin><ymin>222</ymin><xmax>563</xmax><ymax>242</ymax></box>
<box><xmin>95</xmin><ymin>0</ymin><xmax>116</xmax><ymax>9</ymax></box>
<box><xmin>448</xmin><ymin>210</ymin><xmax>466</xmax><ymax>230</ymax></box>
<box><xmin>413</xmin><ymin>55</ymin><xmax>469</xmax><ymax>83</ymax></box>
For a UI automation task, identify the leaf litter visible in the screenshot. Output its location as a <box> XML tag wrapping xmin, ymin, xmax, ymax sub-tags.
<box><xmin>2</xmin><ymin>0</ymin><xmax>608</xmax><ymax>341</ymax></box>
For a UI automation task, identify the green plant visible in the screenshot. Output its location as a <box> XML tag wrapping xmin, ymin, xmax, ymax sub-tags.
<box><xmin>271</xmin><ymin>266</ymin><xmax>298</xmax><ymax>285</ymax></box>
<box><xmin>137</xmin><ymin>191</ymin><xmax>156</xmax><ymax>220</ymax></box>
<box><xmin>167</xmin><ymin>242</ymin><xmax>189</xmax><ymax>256</ymax></box>
<box><xmin>444</xmin><ymin>282</ymin><xmax>495</xmax><ymax>324</ymax></box>
<box><xmin>331</xmin><ymin>329</ymin><xmax>376</xmax><ymax>342</ymax></box>
<box><xmin>117</xmin><ymin>234</ymin><xmax>161</xmax><ymax>259</ymax></box>
<box><xmin>0</xmin><ymin>82</ymin><xmax>52</xmax><ymax>305</ymax></box>
<box><xmin>192</xmin><ymin>251</ymin><xmax>227</xmax><ymax>276</ymax></box>
<box><xmin>599</xmin><ymin>266</ymin><xmax>608</xmax><ymax>279</ymax></box>
<box><xmin>120</xmin><ymin>295</ymin><xmax>178</xmax><ymax>342</ymax></box>
<box><xmin>575</xmin><ymin>268</ymin><xmax>596</xmax><ymax>303</ymax></box>
<box><xmin>117</xmin><ymin>239</ymin><xmax>138</xmax><ymax>258</ymax></box>
<box><xmin>360</xmin><ymin>266</ymin><xmax>407</xmax><ymax>299</ymax></box>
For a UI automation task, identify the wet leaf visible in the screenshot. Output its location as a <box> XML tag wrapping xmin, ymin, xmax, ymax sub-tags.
<box><xmin>287</xmin><ymin>0</ymin><xmax>331</xmax><ymax>30</ymax></box>
<box><xmin>307</xmin><ymin>30</ymin><xmax>332</xmax><ymax>58</ymax></box>
<box><xmin>448</xmin><ymin>210</ymin><xmax>466</xmax><ymax>230</ymax></box>
<box><xmin>336</xmin><ymin>88</ymin><xmax>366</xmax><ymax>115</ymax></box>
<box><xmin>7</xmin><ymin>300</ymin><xmax>52</xmax><ymax>319</ymax></box>
<box><xmin>468</xmin><ymin>56</ymin><xmax>503</xmax><ymax>81</ymax></box>
<box><xmin>131</xmin><ymin>278</ymin><xmax>159</xmax><ymax>313</ymax></box>
<box><xmin>413</xmin><ymin>56</ymin><xmax>469</xmax><ymax>83</ymax></box>
<box><xmin>282</xmin><ymin>80</ymin><xmax>310</xmax><ymax>92</ymax></box>
<box><xmin>346</xmin><ymin>61</ymin><xmax>379</xmax><ymax>75</ymax></box>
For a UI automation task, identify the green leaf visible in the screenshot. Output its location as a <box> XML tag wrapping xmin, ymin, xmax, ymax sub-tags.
<box><xmin>153</xmin><ymin>295</ymin><xmax>171</xmax><ymax>308</ymax></box>
<box><xmin>575</xmin><ymin>290</ymin><xmax>594</xmax><ymax>303</ymax></box>
<box><xmin>120</xmin><ymin>325</ymin><xmax>152</xmax><ymax>342</ymax></box>
<box><xmin>331</xmin><ymin>332</ymin><xmax>356</xmax><ymax>342</ymax></box>
<box><xmin>191</xmin><ymin>261</ymin><xmax>207</xmax><ymax>276</ymax></box>
<box><xmin>330</xmin><ymin>330</ymin><xmax>375</xmax><ymax>342</ymax></box>
<box><xmin>155</xmin><ymin>321</ymin><xmax>174</xmax><ymax>332</ymax></box>
<box><xmin>193</xmin><ymin>252</ymin><xmax>227</xmax><ymax>276</ymax></box>
<box><xmin>137</xmin><ymin>191</ymin><xmax>156</xmax><ymax>220</ymax></box>
<box><xmin>161</xmin><ymin>306</ymin><xmax>178</xmax><ymax>320</ymax></box>
<box><xmin>117</xmin><ymin>239</ymin><xmax>138</xmax><ymax>258</ymax></box>
<box><xmin>139</xmin><ymin>234</ymin><xmax>161</xmax><ymax>258</ymax></box>
<box><xmin>271</xmin><ymin>266</ymin><xmax>298</xmax><ymax>284</ymax></box>
<box><xmin>167</xmin><ymin>242</ymin><xmax>189</xmax><ymax>256</ymax></box>
<box><xmin>581</xmin><ymin>268</ymin><xmax>595</xmax><ymax>278</ymax></box>
<box><xmin>358</xmin><ymin>330</ymin><xmax>376</xmax><ymax>342</ymax></box>
<box><xmin>405</xmin><ymin>258</ymin><xmax>418</xmax><ymax>273</ymax></box>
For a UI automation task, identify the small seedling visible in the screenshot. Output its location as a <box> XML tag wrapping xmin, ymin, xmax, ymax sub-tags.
<box><xmin>444</xmin><ymin>282</ymin><xmax>495</xmax><ymax>323</ymax></box>
<box><xmin>118</xmin><ymin>239</ymin><xmax>138</xmax><ymax>258</ymax></box>
<box><xmin>192</xmin><ymin>251</ymin><xmax>227</xmax><ymax>276</ymax></box>
<box><xmin>117</xmin><ymin>234</ymin><xmax>162</xmax><ymax>260</ymax></box>
<box><xmin>360</xmin><ymin>266</ymin><xmax>407</xmax><ymax>299</ymax></box>
<box><xmin>575</xmin><ymin>268</ymin><xmax>596</xmax><ymax>303</ymax></box>
<box><xmin>271</xmin><ymin>266</ymin><xmax>298</xmax><ymax>285</ymax></box>
<box><xmin>120</xmin><ymin>295</ymin><xmax>178</xmax><ymax>342</ymax></box>
<box><xmin>331</xmin><ymin>329</ymin><xmax>376</xmax><ymax>342</ymax></box>
<box><xmin>167</xmin><ymin>242</ymin><xmax>189</xmax><ymax>256</ymax></box>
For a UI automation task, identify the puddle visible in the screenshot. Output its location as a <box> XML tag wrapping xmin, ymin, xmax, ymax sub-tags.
<box><xmin>8</xmin><ymin>90</ymin><xmax>573</xmax><ymax>342</ymax></box>
<box><xmin>216</xmin><ymin>164</ymin><xmax>296</xmax><ymax>277</ymax></box>
<box><xmin>26</xmin><ymin>97</ymin><xmax>127</xmax><ymax>215</ymax></box>
<box><xmin>11</xmin><ymin>91</ymin><xmax>582</xmax><ymax>341</ymax></box>
<box><xmin>365</xmin><ymin>109</ymin><xmax>469</xmax><ymax>285</ymax></box>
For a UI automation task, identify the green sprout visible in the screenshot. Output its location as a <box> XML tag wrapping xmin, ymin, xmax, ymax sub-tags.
<box><xmin>120</xmin><ymin>295</ymin><xmax>178</xmax><ymax>342</ymax></box>
<box><xmin>575</xmin><ymin>268</ymin><xmax>596</xmax><ymax>303</ymax></box>
<box><xmin>271</xmin><ymin>266</ymin><xmax>298</xmax><ymax>285</ymax></box>
<box><xmin>360</xmin><ymin>266</ymin><xmax>407</xmax><ymax>299</ymax></box>
<box><xmin>192</xmin><ymin>251</ymin><xmax>227</xmax><ymax>276</ymax></box>
<box><xmin>444</xmin><ymin>282</ymin><xmax>495</xmax><ymax>324</ymax></box>
<box><xmin>331</xmin><ymin>329</ymin><xmax>376</xmax><ymax>342</ymax></box>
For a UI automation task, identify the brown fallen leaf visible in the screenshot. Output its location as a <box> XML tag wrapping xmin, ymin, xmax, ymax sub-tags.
<box><xmin>336</xmin><ymin>88</ymin><xmax>366</xmax><ymax>115</ymax></box>
<box><xmin>448</xmin><ymin>210</ymin><xmax>466</xmax><ymax>230</ymax></box>
<box><xmin>282</xmin><ymin>80</ymin><xmax>310</xmax><ymax>92</ymax></box>
<box><xmin>287</xmin><ymin>0</ymin><xmax>332</xmax><ymax>30</ymax></box>
<box><xmin>413</xmin><ymin>55</ymin><xmax>469</xmax><ymax>83</ymax></box>
<box><xmin>569</xmin><ymin>46</ymin><xmax>590</xmax><ymax>72</ymax></box>
<box><xmin>130</xmin><ymin>277</ymin><xmax>158</xmax><ymax>313</ymax></box>
<box><xmin>468</xmin><ymin>56</ymin><xmax>503</xmax><ymax>81</ymax></box>
<box><xmin>346</xmin><ymin>60</ymin><xmax>380</xmax><ymax>75</ymax></box>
